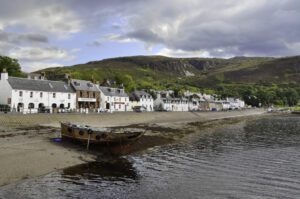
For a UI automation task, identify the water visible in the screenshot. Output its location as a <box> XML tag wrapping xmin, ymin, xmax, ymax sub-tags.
<box><xmin>1</xmin><ymin>115</ymin><xmax>300</xmax><ymax>199</ymax></box>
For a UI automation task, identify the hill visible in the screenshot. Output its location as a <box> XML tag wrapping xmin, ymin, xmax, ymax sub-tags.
<box><xmin>38</xmin><ymin>55</ymin><xmax>300</xmax><ymax>86</ymax></box>
<box><xmin>38</xmin><ymin>55</ymin><xmax>300</xmax><ymax>106</ymax></box>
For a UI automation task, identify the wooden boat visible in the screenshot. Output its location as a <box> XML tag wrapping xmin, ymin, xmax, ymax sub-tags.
<box><xmin>60</xmin><ymin>122</ymin><xmax>145</xmax><ymax>145</ymax></box>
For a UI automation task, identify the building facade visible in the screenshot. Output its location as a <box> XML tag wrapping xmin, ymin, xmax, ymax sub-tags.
<box><xmin>70</xmin><ymin>79</ymin><xmax>101</xmax><ymax>111</ymax></box>
<box><xmin>129</xmin><ymin>90</ymin><xmax>154</xmax><ymax>112</ymax></box>
<box><xmin>98</xmin><ymin>86</ymin><xmax>129</xmax><ymax>112</ymax></box>
<box><xmin>154</xmin><ymin>97</ymin><xmax>189</xmax><ymax>111</ymax></box>
<box><xmin>0</xmin><ymin>71</ymin><xmax>76</xmax><ymax>113</ymax></box>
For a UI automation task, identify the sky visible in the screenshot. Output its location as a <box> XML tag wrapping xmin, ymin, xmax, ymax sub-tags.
<box><xmin>0</xmin><ymin>0</ymin><xmax>300</xmax><ymax>72</ymax></box>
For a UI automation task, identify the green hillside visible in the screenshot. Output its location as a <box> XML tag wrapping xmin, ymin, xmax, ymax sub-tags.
<box><xmin>36</xmin><ymin>55</ymin><xmax>300</xmax><ymax>106</ymax></box>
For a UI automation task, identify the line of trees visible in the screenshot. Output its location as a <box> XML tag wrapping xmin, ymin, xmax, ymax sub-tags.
<box><xmin>217</xmin><ymin>85</ymin><xmax>299</xmax><ymax>107</ymax></box>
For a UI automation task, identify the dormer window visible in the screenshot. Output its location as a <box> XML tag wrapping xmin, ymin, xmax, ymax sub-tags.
<box><xmin>74</xmin><ymin>82</ymin><xmax>80</xmax><ymax>86</ymax></box>
<box><xmin>87</xmin><ymin>83</ymin><xmax>93</xmax><ymax>87</ymax></box>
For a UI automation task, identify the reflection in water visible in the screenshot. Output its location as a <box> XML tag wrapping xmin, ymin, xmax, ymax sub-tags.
<box><xmin>0</xmin><ymin>115</ymin><xmax>300</xmax><ymax>199</ymax></box>
<box><xmin>62</xmin><ymin>158</ymin><xmax>138</xmax><ymax>181</ymax></box>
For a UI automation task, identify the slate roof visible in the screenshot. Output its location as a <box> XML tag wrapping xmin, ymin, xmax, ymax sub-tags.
<box><xmin>7</xmin><ymin>77</ymin><xmax>75</xmax><ymax>93</ymax></box>
<box><xmin>99</xmin><ymin>86</ymin><xmax>129</xmax><ymax>97</ymax></box>
<box><xmin>70</xmin><ymin>79</ymin><xmax>99</xmax><ymax>92</ymax></box>
<box><xmin>130</xmin><ymin>90</ymin><xmax>153</xmax><ymax>101</ymax></box>
<box><xmin>160</xmin><ymin>97</ymin><xmax>188</xmax><ymax>102</ymax></box>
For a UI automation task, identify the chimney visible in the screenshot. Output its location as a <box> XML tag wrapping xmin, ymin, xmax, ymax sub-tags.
<box><xmin>157</xmin><ymin>92</ymin><xmax>161</xmax><ymax>99</ymax></box>
<box><xmin>67</xmin><ymin>74</ymin><xmax>72</xmax><ymax>86</ymax></box>
<box><xmin>1</xmin><ymin>68</ymin><xmax>8</xmax><ymax>80</ymax></box>
<box><xmin>41</xmin><ymin>72</ymin><xmax>46</xmax><ymax>80</ymax></box>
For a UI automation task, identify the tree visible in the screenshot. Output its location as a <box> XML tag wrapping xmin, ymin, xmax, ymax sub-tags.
<box><xmin>0</xmin><ymin>56</ymin><xmax>23</xmax><ymax>77</ymax></box>
<box><xmin>284</xmin><ymin>88</ymin><xmax>299</xmax><ymax>106</ymax></box>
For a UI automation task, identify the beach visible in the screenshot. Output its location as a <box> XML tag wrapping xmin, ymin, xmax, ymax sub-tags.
<box><xmin>0</xmin><ymin>109</ymin><xmax>266</xmax><ymax>187</ymax></box>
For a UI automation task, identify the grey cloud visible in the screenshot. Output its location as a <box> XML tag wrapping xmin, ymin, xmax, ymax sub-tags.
<box><xmin>126</xmin><ymin>29</ymin><xmax>163</xmax><ymax>44</ymax></box>
<box><xmin>97</xmin><ymin>0</ymin><xmax>300</xmax><ymax>57</ymax></box>
<box><xmin>87</xmin><ymin>41</ymin><xmax>102</xmax><ymax>47</ymax></box>
<box><xmin>0</xmin><ymin>31</ymin><xmax>48</xmax><ymax>44</ymax></box>
<box><xmin>1</xmin><ymin>0</ymin><xmax>300</xmax><ymax>67</ymax></box>
<box><xmin>17</xmin><ymin>34</ymin><xmax>48</xmax><ymax>43</ymax></box>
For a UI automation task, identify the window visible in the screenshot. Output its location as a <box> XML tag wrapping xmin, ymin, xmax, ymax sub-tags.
<box><xmin>40</xmin><ymin>92</ymin><xmax>43</xmax><ymax>98</ymax></box>
<box><xmin>30</xmin><ymin>92</ymin><xmax>33</xmax><ymax>98</ymax></box>
<box><xmin>53</xmin><ymin>93</ymin><xmax>56</xmax><ymax>98</ymax></box>
<box><xmin>68</xmin><ymin>94</ymin><xmax>71</xmax><ymax>99</ymax></box>
<box><xmin>19</xmin><ymin>91</ymin><xmax>23</xmax><ymax>97</ymax></box>
<box><xmin>80</xmin><ymin>91</ymin><xmax>83</xmax><ymax>97</ymax></box>
<box><xmin>119</xmin><ymin>104</ymin><xmax>121</xmax><ymax>109</ymax></box>
<box><xmin>93</xmin><ymin>92</ymin><xmax>96</xmax><ymax>98</ymax></box>
<box><xmin>28</xmin><ymin>103</ymin><xmax>34</xmax><ymax>109</ymax></box>
<box><xmin>68</xmin><ymin>103</ymin><xmax>70</xmax><ymax>108</ymax></box>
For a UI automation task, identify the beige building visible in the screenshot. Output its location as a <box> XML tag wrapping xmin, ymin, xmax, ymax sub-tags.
<box><xmin>70</xmin><ymin>79</ymin><xmax>101</xmax><ymax>111</ymax></box>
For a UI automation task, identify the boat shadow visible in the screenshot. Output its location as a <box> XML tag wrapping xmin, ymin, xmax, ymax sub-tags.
<box><xmin>61</xmin><ymin>157</ymin><xmax>138</xmax><ymax>181</ymax></box>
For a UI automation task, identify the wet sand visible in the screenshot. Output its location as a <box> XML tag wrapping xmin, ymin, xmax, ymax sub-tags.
<box><xmin>0</xmin><ymin>109</ymin><xmax>266</xmax><ymax>187</ymax></box>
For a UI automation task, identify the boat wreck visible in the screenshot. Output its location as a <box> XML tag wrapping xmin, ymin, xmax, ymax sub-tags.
<box><xmin>60</xmin><ymin>122</ymin><xmax>145</xmax><ymax>146</ymax></box>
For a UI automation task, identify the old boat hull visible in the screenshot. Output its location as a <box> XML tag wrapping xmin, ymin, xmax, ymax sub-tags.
<box><xmin>292</xmin><ymin>111</ymin><xmax>300</xmax><ymax>115</ymax></box>
<box><xmin>61</xmin><ymin>122</ymin><xmax>145</xmax><ymax>145</ymax></box>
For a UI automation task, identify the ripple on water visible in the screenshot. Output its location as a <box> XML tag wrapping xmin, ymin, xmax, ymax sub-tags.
<box><xmin>0</xmin><ymin>115</ymin><xmax>300</xmax><ymax>199</ymax></box>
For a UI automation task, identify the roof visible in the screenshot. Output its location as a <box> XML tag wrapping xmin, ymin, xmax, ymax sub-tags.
<box><xmin>130</xmin><ymin>90</ymin><xmax>153</xmax><ymax>101</ymax></box>
<box><xmin>161</xmin><ymin>97</ymin><xmax>188</xmax><ymax>101</ymax></box>
<box><xmin>7</xmin><ymin>77</ymin><xmax>75</xmax><ymax>93</ymax></box>
<box><xmin>99</xmin><ymin>86</ymin><xmax>128</xmax><ymax>97</ymax></box>
<box><xmin>70</xmin><ymin>79</ymin><xmax>99</xmax><ymax>92</ymax></box>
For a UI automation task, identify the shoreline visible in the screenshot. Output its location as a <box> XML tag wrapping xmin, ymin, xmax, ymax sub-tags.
<box><xmin>0</xmin><ymin>109</ymin><xmax>267</xmax><ymax>187</ymax></box>
<box><xmin>0</xmin><ymin>108</ymin><xmax>266</xmax><ymax>128</ymax></box>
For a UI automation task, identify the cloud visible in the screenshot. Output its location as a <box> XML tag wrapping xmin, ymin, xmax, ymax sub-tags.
<box><xmin>87</xmin><ymin>40</ymin><xmax>102</xmax><ymax>47</ymax></box>
<box><xmin>157</xmin><ymin>48</ymin><xmax>211</xmax><ymax>58</ymax></box>
<box><xmin>0</xmin><ymin>1</ymin><xmax>82</xmax><ymax>37</ymax></box>
<box><xmin>0</xmin><ymin>31</ymin><xmax>48</xmax><ymax>44</ymax></box>
<box><xmin>21</xmin><ymin>62</ymin><xmax>63</xmax><ymax>72</ymax></box>
<box><xmin>1</xmin><ymin>0</ymin><xmax>300</xmax><ymax>72</ymax></box>
<box><xmin>8</xmin><ymin>46</ymin><xmax>75</xmax><ymax>62</ymax></box>
<box><xmin>105</xmin><ymin>34</ymin><xmax>137</xmax><ymax>43</ymax></box>
<box><xmin>103</xmin><ymin>0</ymin><xmax>300</xmax><ymax>57</ymax></box>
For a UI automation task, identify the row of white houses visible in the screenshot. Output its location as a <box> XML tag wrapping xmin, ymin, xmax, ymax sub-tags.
<box><xmin>0</xmin><ymin>70</ymin><xmax>245</xmax><ymax>113</ymax></box>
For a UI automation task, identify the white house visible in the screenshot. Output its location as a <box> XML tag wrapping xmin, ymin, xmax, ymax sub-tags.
<box><xmin>129</xmin><ymin>90</ymin><xmax>154</xmax><ymax>112</ymax></box>
<box><xmin>227</xmin><ymin>98</ymin><xmax>245</xmax><ymax>109</ymax></box>
<box><xmin>0</xmin><ymin>70</ymin><xmax>76</xmax><ymax>113</ymax></box>
<box><xmin>154</xmin><ymin>97</ymin><xmax>189</xmax><ymax>112</ymax></box>
<box><xmin>98</xmin><ymin>86</ymin><xmax>129</xmax><ymax>112</ymax></box>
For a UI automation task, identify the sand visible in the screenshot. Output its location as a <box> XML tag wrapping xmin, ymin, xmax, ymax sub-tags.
<box><xmin>0</xmin><ymin>109</ymin><xmax>266</xmax><ymax>187</ymax></box>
